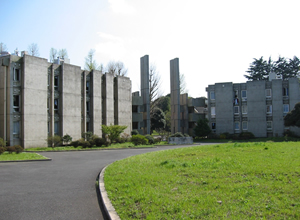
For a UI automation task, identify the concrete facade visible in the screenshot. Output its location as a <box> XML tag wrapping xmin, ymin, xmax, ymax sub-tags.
<box><xmin>0</xmin><ymin>54</ymin><xmax>132</xmax><ymax>148</ymax></box>
<box><xmin>206</xmin><ymin>78</ymin><xmax>300</xmax><ymax>137</ymax></box>
<box><xmin>140</xmin><ymin>55</ymin><xmax>150</xmax><ymax>134</ymax></box>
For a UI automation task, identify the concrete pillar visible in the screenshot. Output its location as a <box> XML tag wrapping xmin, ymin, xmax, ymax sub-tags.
<box><xmin>102</xmin><ymin>73</ymin><xmax>114</xmax><ymax>126</ymax></box>
<box><xmin>170</xmin><ymin>58</ymin><xmax>181</xmax><ymax>134</ymax></box>
<box><xmin>140</xmin><ymin>55</ymin><xmax>150</xmax><ymax>134</ymax></box>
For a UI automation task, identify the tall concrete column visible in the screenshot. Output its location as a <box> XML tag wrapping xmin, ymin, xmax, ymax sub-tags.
<box><xmin>140</xmin><ymin>55</ymin><xmax>150</xmax><ymax>134</ymax></box>
<box><xmin>170</xmin><ymin>58</ymin><xmax>181</xmax><ymax>134</ymax></box>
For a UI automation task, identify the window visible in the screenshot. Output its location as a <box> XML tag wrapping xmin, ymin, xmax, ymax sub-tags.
<box><xmin>86</xmin><ymin>81</ymin><xmax>90</xmax><ymax>93</ymax></box>
<box><xmin>13</xmin><ymin>121</ymin><xmax>20</xmax><ymax>134</ymax></box>
<box><xmin>283</xmin><ymin>88</ymin><xmax>289</xmax><ymax>96</ymax></box>
<box><xmin>86</xmin><ymin>122</ymin><xmax>90</xmax><ymax>132</ymax></box>
<box><xmin>266</xmin><ymin>105</ymin><xmax>272</xmax><ymax>114</ymax></box>
<box><xmin>234</xmin><ymin>106</ymin><xmax>239</xmax><ymax>114</ymax></box>
<box><xmin>267</xmin><ymin>121</ymin><xmax>272</xmax><ymax>130</ymax></box>
<box><xmin>86</xmin><ymin>101</ymin><xmax>90</xmax><ymax>115</ymax></box>
<box><xmin>54</xmin><ymin>75</ymin><xmax>59</xmax><ymax>90</ymax></box>
<box><xmin>242</xmin><ymin>105</ymin><xmax>247</xmax><ymax>114</ymax></box>
<box><xmin>47</xmin><ymin>98</ymin><xmax>50</xmax><ymax>113</ymax></box>
<box><xmin>242</xmin><ymin>121</ymin><xmax>248</xmax><ymax>130</ymax></box>
<box><xmin>14</xmin><ymin>69</ymin><xmax>20</xmax><ymax>81</ymax></box>
<box><xmin>283</xmin><ymin>104</ymin><xmax>289</xmax><ymax>113</ymax></box>
<box><xmin>54</xmin><ymin>122</ymin><xmax>59</xmax><ymax>135</ymax></box>
<box><xmin>211</xmin><ymin>107</ymin><xmax>216</xmax><ymax>118</ymax></box>
<box><xmin>54</xmin><ymin>99</ymin><xmax>59</xmax><ymax>113</ymax></box>
<box><xmin>241</xmin><ymin>90</ymin><xmax>247</xmax><ymax>100</ymax></box>
<box><xmin>212</xmin><ymin>122</ymin><xmax>216</xmax><ymax>130</ymax></box>
<box><xmin>13</xmin><ymin>95</ymin><xmax>20</xmax><ymax>112</ymax></box>
<box><xmin>210</xmin><ymin>91</ymin><xmax>215</xmax><ymax>100</ymax></box>
<box><xmin>234</xmin><ymin>122</ymin><xmax>240</xmax><ymax>130</ymax></box>
<box><xmin>48</xmin><ymin>122</ymin><xmax>50</xmax><ymax>134</ymax></box>
<box><xmin>266</xmin><ymin>89</ymin><xmax>272</xmax><ymax>98</ymax></box>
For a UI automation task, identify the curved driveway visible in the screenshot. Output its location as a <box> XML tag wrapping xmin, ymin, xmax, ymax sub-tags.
<box><xmin>0</xmin><ymin>144</ymin><xmax>212</xmax><ymax>220</ymax></box>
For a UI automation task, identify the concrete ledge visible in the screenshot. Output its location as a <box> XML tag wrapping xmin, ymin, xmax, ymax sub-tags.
<box><xmin>169</xmin><ymin>137</ymin><xmax>193</xmax><ymax>145</ymax></box>
<box><xmin>99</xmin><ymin>166</ymin><xmax>121</xmax><ymax>220</ymax></box>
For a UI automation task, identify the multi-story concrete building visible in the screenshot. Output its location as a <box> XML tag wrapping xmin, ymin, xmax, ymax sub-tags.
<box><xmin>0</xmin><ymin>54</ymin><xmax>132</xmax><ymax>148</ymax></box>
<box><xmin>206</xmin><ymin>78</ymin><xmax>300</xmax><ymax>137</ymax></box>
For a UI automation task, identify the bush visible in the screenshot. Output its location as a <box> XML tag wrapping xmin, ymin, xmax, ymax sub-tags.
<box><xmin>283</xmin><ymin>130</ymin><xmax>299</xmax><ymax>138</ymax></box>
<box><xmin>145</xmin><ymin>135</ymin><xmax>155</xmax><ymax>144</ymax></box>
<box><xmin>239</xmin><ymin>132</ymin><xmax>255</xmax><ymax>139</ymax></box>
<box><xmin>121</xmin><ymin>133</ymin><xmax>130</xmax><ymax>142</ymax></box>
<box><xmin>0</xmin><ymin>137</ymin><xmax>6</xmax><ymax>148</ymax></box>
<box><xmin>184</xmin><ymin>133</ymin><xmax>189</xmax><ymax>137</ymax></box>
<box><xmin>70</xmin><ymin>140</ymin><xmax>80</xmax><ymax>148</ymax></box>
<box><xmin>62</xmin><ymin>134</ymin><xmax>72</xmax><ymax>145</ymax></box>
<box><xmin>115</xmin><ymin>137</ymin><xmax>126</xmax><ymax>144</ymax></box>
<box><xmin>102</xmin><ymin>125</ymin><xmax>127</xmax><ymax>144</ymax></box>
<box><xmin>93</xmin><ymin>137</ymin><xmax>108</xmax><ymax>147</ymax></box>
<box><xmin>170</xmin><ymin>132</ymin><xmax>184</xmax><ymax>137</ymax></box>
<box><xmin>82</xmin><ymin>132</ymin><xmax>94</xmax><ymax>141</ymax></box>
<box><xmin>154</xmin><ymin>137</ymin><xmax>162</xmax><ymax>144</ymax></box>
<box><xmin>14</xmin><ymin>145</ymin><xmax>23</xmax><ymax>154</ymax></box>
<box><xmin>131</xmin><ymin>130</ymin><xmax>139</xmax><ymax>136</ymax></box>
<box><xmin>88</xmin><ymin>134</ymin><xmax>100</xmax><ymax>146</ymax></box>
<box><xmin>131</xmin><ymin>135</ymin><xmax>148</xmax><ymax>146</ymax></box>
<box><xmin>0</xmin><ymin>146</ymin><xmax>6</xmax><ymax>155</ymax></box>
<box><xmin>79</xmin><ymin>139</ymin><xmax>91</xmax><ymax>148</ymax></box>
<box><xmin>47</xmin><ymin>135</ymin><xmax>62</xmax><ymax>148</ymax></box>
<box><xmin>6</xmin><ymin>146</ymin><xmax>16</xmax><ymax>154</ymax></box>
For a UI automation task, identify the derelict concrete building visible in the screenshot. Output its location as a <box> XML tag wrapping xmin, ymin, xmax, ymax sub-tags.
<box><xmin>206</xmin><ymin>78</ymin><xmax>300</xmax><ymax>137</ymax></box>
<box><xmin>0</xmin><ymin>54</ymin><xmax>132</xmax><ymax>149</ymax></box>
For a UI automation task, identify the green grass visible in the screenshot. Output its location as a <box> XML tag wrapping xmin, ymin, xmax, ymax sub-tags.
<box><xmin>195</xmin><ymin>136</ymin><xmax>300</xmax><ymax>143</ymax></box>
<box><xmin>25</xmin><ymin>142</ymin><xmax>154</xmax><ymax>152</ymax></box>
<box><xmin>104</xmin><ymin>142</ymin><xmax>300</xmax><ymax>219</ymax></box>
<box><xmin>0</xmin><ymin>152</ymin><xmax>49</xmax><ymax>161</ymax></box>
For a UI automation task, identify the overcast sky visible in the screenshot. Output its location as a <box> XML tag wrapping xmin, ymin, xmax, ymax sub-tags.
<box><xmin>2</xmin><ymin>0</ymin><xmax>300</xmax><ymax>97</ymax></box>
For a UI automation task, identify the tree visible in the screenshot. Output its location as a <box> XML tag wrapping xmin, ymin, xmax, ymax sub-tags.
<box><xmin>274</xmin><ymin>56</ymin><xmax>300</xmax><ymax>80</ymax></box>
<box><xmin>106</xmin><ymin>61</ymin><xmax>127</xmax><ymax>76</ymax></box>
<box><xmin>101</xmin><ymin>124</ymin><xmax>127</xmax><ymax>144</ymax></box>
<box><xmin>194</xmin><ymin>118</ymin><xmax>211</xmax><ymax>138</ymax></box>
<box><xmin>28</xmin><ymin>43</ymin><xmax>40</xmax><ymax>56</ymax></box>
<box><xmin>244</xmin><ymin>56</ymin><xmax>269</xmax><ymax>81</ymax></box>
<box><xmin>84</xmin><ymin>49</ymin><xmax>103</xmax><ymax>71</ymax></box>
<box><xmin>62</xmin><ymin>134</ymin><xmax>72</xmax><ymax>145</ymax></box>
<box><xmin>58</xmin><ymin>48</ymin><xmax>68</xmax><ymax>59</ymax></box>
<box><xmin>284</xmin><ymin>102</ymin><xmax>300</xmax><ymax>127</ymax></box>
<box><xmin>150</xmin><ymin>107</ymin><xmax>166</xmax><ymax>133</ymax></box>
<box><xmin>180</xmin><ymin>73</ymin><xmax>188</xmax><ymax>94</ymax></box>
<box><xmin>0</xmin><ymin>42</ymin><xmax>8</xmax><ymax>53</ymax></box>
<box><xmin>49</xmin><ymin>48</ymin><xmax>57</xmax><ymax>63</ymax></box>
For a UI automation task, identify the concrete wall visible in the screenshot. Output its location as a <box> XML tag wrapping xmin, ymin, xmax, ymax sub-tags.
<box><xmin>102</xmin><ymin>73</ymin><xmax>114</xmax><ymax>126</ymax></box>
<box><xmin>140</xmin><ymin>55</ymin><xmax>150</xmax><ymax>134</ymax></box>
<box><xmin>272</xmin><ymin>80</ymin><xmax>284</xmax><ymax>137</ymax></box>
<box><xmin>61</xmin><ymin>63</ymin><xmax>82</xmax><ymax>141</ymax></box>
<box><xmin>22</xmin><ymin>55</ymin><xmax>48</xmax><ymax>148</ymax></box>
<box><xmin>91</xmin><ymin>70</ymin><xmax>102</xmax><ymax>136</ymax></box>
<box><xmin>114</xmin><ymin>76</ymin><xmax>132</xmax><ymax>135</ymax></box>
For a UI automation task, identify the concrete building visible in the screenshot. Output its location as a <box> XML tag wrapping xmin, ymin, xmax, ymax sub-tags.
<box><xmin>0</xmin><ymin>54</ymin><xmax>132</xmax><ymax>148</ymax></box>
<box><xmin>206</xmin><ymin>78</ymin><xmax>300</xmax><ymax>137</ymax></box>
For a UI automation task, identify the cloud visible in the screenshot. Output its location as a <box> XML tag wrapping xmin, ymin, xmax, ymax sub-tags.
<box><xmin>108</xmin><ymin>0</ymin><xmax>136</xmax><ymax>15</ymax></box>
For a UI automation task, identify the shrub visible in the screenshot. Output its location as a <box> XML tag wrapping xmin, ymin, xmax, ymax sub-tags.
<box><xmin>0</xmin><ymin>137</ymin><xmax>6</xmax><ymax>148</ymax></box>
<box><xmin>184</xmin><ymin>133</ymin><xmax>189</xmax><ymax>137</ymax></box>
<box><xmin>62</xmin><ymin>134</ymin><xmax>72</xmax><ymax>145</ymax></box>
<box><xmin>283</xmin><ymin>130</ymin><xmax>299</xmax><ymax>138</ymax></box>
<box><xmin>121</xmin><ymin>133</ymin><xmax>130</xmax><ymax>142</ymax></box>
<box><xmin>154</xmin><ymin>137</ymin><xmax>162</xmax><ymax>144</ymax></box>
<box><xmin>239</xmin><ymin>132</ymin><xmax>255</xmax><ymax>139</ymax></box>
<box><xmin>131</xmin><ymin>135</ymin><xmax>148</xmax><ymax>146</ymax></box>
<box><xmin>88</xmin><ymin>134</ymin><xmax>100</xmax><ymax>146</ymax></box>
<box><xmin>14</xmin><ymin>145</ymin><xmax>23</xmax><ymax>154</ymax></box>
<box><xmin>115</xmin><ymin>137</ymin><xmax>126</xmax><ymax>143</ymax></box>
<box><xmin>93</xmin><ymin>137</ymin><xmax>108</xmax><ymax>147</ymax></box>
<box><xmin>131</xmin><ymin>130</ymin><xmax>139</xmax><ymax>136</ymax></box>
<box><xmin>102</xmin><ymin>125</ymin><xmax>127</xmax><ymax>144</ymax></box>
<box><xmin>82</xmin><ymin>132</ymin><xmax>94</xmax><ymax>141</ymax></box>
<box><xmin>79</xmin><ymin>139</ymin><xmax>91</xmax><ymax>148</ymax></box>
<box><xmin>0</xmin><ymin>146</ymin><xmax>6</xmax><ymax>155</ymax></box>
<box><xmin>6</xmin><ymin>146</ymin><xmax>16</xmax><ymax>154</ymax></box>
<box><xmin>47</xmin><ymin>135</ymin><xmax>62</xmax><ymax>148</ymax></box>
<box><xmin>70</xmin><ymin>140</ymin><xmax>80</xmax><ymax>148</ymax></box>
<box><xmin>170</xmin><ymin>132</ymin><xmax>184</xmax><ymax>138</ymax></box>
<box><xmin>145</xmin><ymin>135</ymin><xmax>155</xmax><ymax>144</ymax></box>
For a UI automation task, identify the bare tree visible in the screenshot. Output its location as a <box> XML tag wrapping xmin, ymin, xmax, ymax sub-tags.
<box><xmin>149</xmin><ymin>64</ymin><xmax>163</xmax><ymax>116</ymax></box>
<box><xmin>49</xmin><ymin>48</ymin><xmax>57</xmax><ymax>63</ymax></box>
<box><xmin>180</xmin><ymin>73</ymin><xmax>188</xmax><ymax>94</ymax></box>
<box><xmin>84</xmin><ymin>49</ymin><xmax>103</xmax><ymax>71</ymax></box>
<box><xmin>28</xmin><ymin>43</ymin><xmax>40</xmax><ymax>56</ymax></box>
<box><xmin>0</xmin><ymin>42</ymin><xmax>8</xmax><ymax>53</ymax></box>
<box><xmin>58</xmin><ymin>49</ymin><xmax>68</xmax><ymax>59</ymax></box>
<box><xmin>106</xmin><ymin>61</ymin><xmax>127</xmax><ymax>76</ymax></box>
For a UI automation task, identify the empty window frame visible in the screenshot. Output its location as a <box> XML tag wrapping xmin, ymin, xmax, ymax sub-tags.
<box><xmin>234</xmin><ymin>122</ymin><xmax>240</xmax><ymax>130</ymax></box>
<box><xmin>242</xmin><ymin>121</ymin><xmax>248</xmax><ymax>130</ymax></box>
<box><xmin>13</xmin><ymin>95</ymin><xmax>20</xmax><ymax>112</ymax></box>
<box><xmin>86</xmin><ymin>122</ymin><xmax>90</xmax><ymax>132</ymax></box>
<box><xmin>54</xmin><ymin>121</ymin><xmax>59</xmax><ymax>135</ymax></box>
<box><xmin>210</xmin><ymin>91</ymin><xmax>215</xmax><ymax>100</ymax></box>
<box><xmin>14</xmin><ymin>69</ymin><xmax>20</xmax><ymax>81</ymax></box>
<box><xmin>54</xmin><ymin>99</ymin><xmax>59</xmax><ymax>113</ymax></box>
<box><xmin>241</xmin><ymin>90</ymin><xmax>247</xmax><ymax>100</ymax></box>
<box><xmin>211</xmin><ymin>107</ymin><xmax>216</xmax><ymax>118</ymax></box>
<box><xmin>267</xmin><ymin>121</ymin><xmax>272</xmax><ymax>130</ymax></box>
<box><xmin>86</xmin><ymin>101</ymin><xmax>90</xmax><ymax>115</ymax></box>
<box><xmin>266</xmin><ymin>89</ymin><xmax>272</xmax><ymax>98</ymax></box>
<box><xmin>54</xmin><ymin>75</ymin><xmax>59</xmax><ymax>90</ymax></box>
<box><xmin>234</xmin><ymin>106</ymin><xmax>239</xmax><ymax>114</ymax></box>
<box><xmin>283</xmin><ymin>104</ymin><xmax>289</xmax><ymax>113</ymax></box>
<box><xmin>212</xmin><ymin>122</ymin><xmax>216</xmax><ymax>130</ymax></box>
<box><xmin>86</xmin><ymin>81</ymin><xmax>90</xmax><ymax>93</ymax></box>
<box><xmin>13</xmin><ymin>121</ymin><xmax>20</xmax><ymax>134</ymax></box>
<box><xmin>242</xmin><ymin>105</ymin><xmax>247</xmax><ymax>114</ymax></box>
<box><xmin>266</xmin><ymin>105</ymin><xmax>272</xmax><ymax>114</ymax></box>
<box><xmin>283</xmin><ymin>87</ymin><xmax>289</xmax><ymax>96</ymax></box>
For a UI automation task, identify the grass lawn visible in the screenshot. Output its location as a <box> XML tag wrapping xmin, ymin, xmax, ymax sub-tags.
<box><xmin>0</xmin><ymin>152</ymin><xmax>49</xmax><ymax>161</ymax></box>
<box><xmin>104</xmin><ymin>142</ymin><xmax>300</xmax><ymax>219</ymax></box>
<box><xmin>25</xmin><ymin>142</ymin><xmax>155</xmax><ymax>152</ymax></box>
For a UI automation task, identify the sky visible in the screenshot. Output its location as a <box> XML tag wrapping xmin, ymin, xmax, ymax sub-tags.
<box><xmin>2</xmin><ymin>0</ymin><xmax>300</xmax><ymax>98</ymax></box>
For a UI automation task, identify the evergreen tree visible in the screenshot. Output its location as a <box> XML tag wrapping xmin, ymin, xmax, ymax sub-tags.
<box><xmin>194</xmin><ymin>118</ymin><xmax>211</xmax><ymax>138</ymax></box>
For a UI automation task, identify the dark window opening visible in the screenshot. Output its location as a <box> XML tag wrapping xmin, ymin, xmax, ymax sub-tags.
<box><xmin>54</xmin><ymin>76</ymin><xmax>59</xmax><ymax>90</ymax></box>
<box><xmin>13</xmin><ymin>95</ymin><xmax>20</xmax><ymax>112</ymax></box>
<box><xmin>212</xmin><ymin>122</ymin><xmax>216</xmax><ymax>130</ymax></box>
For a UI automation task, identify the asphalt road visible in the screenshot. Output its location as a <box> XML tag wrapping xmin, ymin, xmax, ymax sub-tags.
<box><xmin>0</xmin><ymin>144</ymin><xmax>211</xmax><ymax>220</ymax></box>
